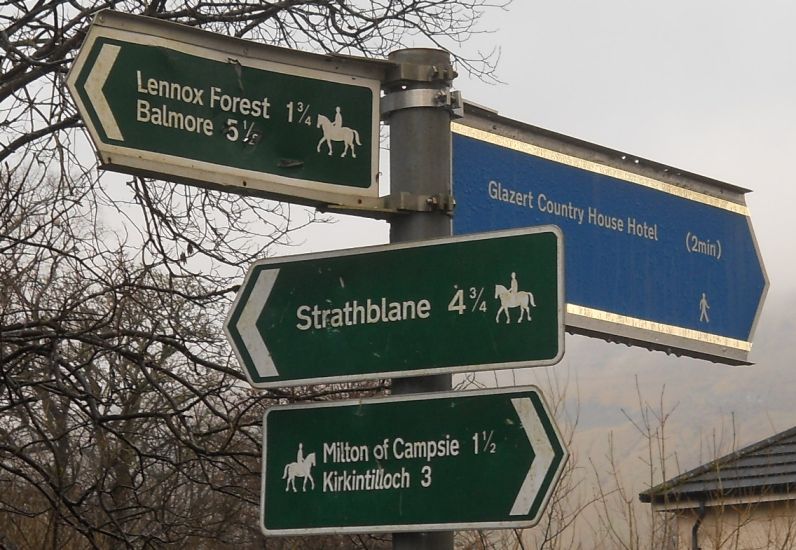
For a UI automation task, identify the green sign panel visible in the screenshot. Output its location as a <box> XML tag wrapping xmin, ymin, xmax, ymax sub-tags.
<box><xmin>225</xmin><ymin>227</ymin><xmax>564</xmax><ymax>388</ymax></box>
<box><xmin>261</xmin><ymin>386</ymin><xmax>569</xmax><ymax>535</ymax></box>
<box><xmin>66</xmin><ymin>11</ymin><xmax>382</xmax><ymax>206</ymax></box>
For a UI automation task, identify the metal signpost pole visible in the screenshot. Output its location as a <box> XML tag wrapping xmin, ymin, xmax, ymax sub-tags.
<box><xmin>67</xmin><ymin>15</ymin><xmax>572</xmax><ymax>544</ymax></box>
<box><xmin>384</xmin><ymin>48</ymin><xmax>456</xmax><ymax>549</ymax></box>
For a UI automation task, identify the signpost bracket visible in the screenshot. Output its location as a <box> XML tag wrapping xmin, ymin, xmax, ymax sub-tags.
<box><xmin>381</xmin><ymin>88</ymin><xmax>463</xmax><ymax>120</ymax></box>
<box><xmin>384</xmin><ymin>60</ymin><xmax>458</xmax><ymax>87</ymax></box>
<box><xmin>321</xmin><ymin>191</ymin><xmax>455</xmax><ymax>219</ymax></box>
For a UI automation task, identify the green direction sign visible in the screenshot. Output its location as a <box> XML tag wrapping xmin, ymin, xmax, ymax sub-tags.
<box><xmin>225</xmin><ymin>227</ymin><xmax>564</xmax><ymax>388</ymax></box>
<box><xmin>66</xmin><ymin>11</ymin><xmax>383</xmax><ymax>206</ymax></box>
<box><xmin>261</xmin><ymin>386</ymin><xmax>569</xmax><ymax>535</ymax></box>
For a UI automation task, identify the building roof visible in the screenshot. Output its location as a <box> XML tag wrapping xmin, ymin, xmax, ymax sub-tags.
<box><xmin>640</xmin><ymin>425</ymin><xmax>796</xmax><ymax>505</ymax></box>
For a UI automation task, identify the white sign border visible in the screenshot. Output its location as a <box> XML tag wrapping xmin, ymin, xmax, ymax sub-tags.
<box><xmin>66</xmin><ymin>10</ymin><xmax>382</xmax><ymax>207</ymax></box>
<box><xmin>260</xmin><ymin>385</ymin><xmax>570</xmax><ymax>536</ymax></box>
<box><xmin>224</xmin><ymin>226</ymin><xmax>566</xmax><ymax>389</ymax></box>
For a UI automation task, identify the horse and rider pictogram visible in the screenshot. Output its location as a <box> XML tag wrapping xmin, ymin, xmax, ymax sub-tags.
<box><xmin>494</xmin><ymin>272</ymin><xmax>536</xmax><ymax>324</ymax></box>
<box><xmin>316</xmin><ymin>106</ymin><xmax>361</xmax><ymax>158</ymax></box>
<box><xmin>283</xmin><ymin>443</ymin><xmax>316</xmax><ymax>492</ymax></box>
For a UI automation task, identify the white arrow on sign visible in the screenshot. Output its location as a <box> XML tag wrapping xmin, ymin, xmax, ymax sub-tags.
<box><xmin>225</xmin><ymin>268</ymin><xmax>280</xmax><ymax>378</ymax></box>
<box><xmin>84</xmin><ymin>43</ymin><xmax>124</xmax><ymax>141</ymax></box>
<box><xmin>510</xmin><ymin>396</ymin><xmax>557</xmax><ymax>516</ymax></box>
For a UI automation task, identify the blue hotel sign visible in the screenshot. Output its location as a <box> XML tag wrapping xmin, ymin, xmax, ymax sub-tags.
<box><xmin>452</xmin><ymin>106</ymin><xmax>768</xmax><ymax>364</ymax></box>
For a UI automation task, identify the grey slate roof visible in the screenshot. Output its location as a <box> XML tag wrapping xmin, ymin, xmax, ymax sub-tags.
<box><xmin>640</xmin><ymin>425</ymin><xmax>796</xmax><ymax>504</ymax></box>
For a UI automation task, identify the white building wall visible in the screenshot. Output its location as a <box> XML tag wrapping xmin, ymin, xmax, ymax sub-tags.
<box><xmin>671</xmin><ymin>500</ymin><xmax>796</xmax><ymax>550</ymax></box>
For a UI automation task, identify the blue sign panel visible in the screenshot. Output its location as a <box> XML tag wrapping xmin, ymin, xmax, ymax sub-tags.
<box><xmin>452</xmin><ymin>120</ymin><xmax>767</xmax><ymax>363</ymax></box>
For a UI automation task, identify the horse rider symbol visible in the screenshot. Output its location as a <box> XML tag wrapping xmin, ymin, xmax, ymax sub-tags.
<box><xmin>494</xmin><ymin>272</ymin><xmax>536</xmax><ymax>324</ymax></box>
<box><xmin>283</xmin><ymin>443</ymin><xmax>316</xmax><ymax>492</ymax></box>
<box><xmin>316</xmin><ymin>106</ymin><xmax>362</xmax><ymax>158</ymax></box>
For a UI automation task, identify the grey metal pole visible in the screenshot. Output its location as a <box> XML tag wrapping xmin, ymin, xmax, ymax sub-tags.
<box><xmin>384</xmin><ymin>48</ymin><xmax>456</xmax><ymax>550</ymax></box>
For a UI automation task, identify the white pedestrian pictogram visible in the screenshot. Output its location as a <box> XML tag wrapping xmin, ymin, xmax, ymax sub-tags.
<box><xmin>316</xmin><ymin>106</ymin><xmax>361</xmax><ymax>158</ymax></box>
<box><xmin>494</xmin><ymin>272</ymin><xmax>536</xmax><ymax>324</ymax></box>
<box><xmin>283</xmin><ymin>443</ymin><xmax>316</xmax><ymax>492</ymax></box>
<box><xmin>699</xmin><ymin>292</ymin><xmax>710</xmax><ymax>323</ymax></box>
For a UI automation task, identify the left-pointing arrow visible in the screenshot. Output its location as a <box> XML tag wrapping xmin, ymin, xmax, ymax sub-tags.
<box><xmin>226</xmin><ymin>268</ymin><xmax>280</xmax><ymax>378</ymax></box>
<box><xmin>84</xmin><ymin>43</ymin><xmax>124</xmax><ymax>141</ymax></box>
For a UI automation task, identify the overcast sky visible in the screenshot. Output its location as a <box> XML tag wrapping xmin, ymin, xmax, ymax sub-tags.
<box><xmin>279</xmin><ymin>1</ymin><xmax>796</xmax><ymax>481</ymax></box>
<box><xmin>295</xmin><ymin>0</ymin><xmax>795</xmax><ymax>298</ymax></box>
<box><xmin>463</xmin><ymin>3</ymin><xmax>796</xmax><ymax>481</ymax></box>
<box><xmin>462</xmin><ymin>1</ymin><xmax>795</xmax><ymax>297</ymax></box>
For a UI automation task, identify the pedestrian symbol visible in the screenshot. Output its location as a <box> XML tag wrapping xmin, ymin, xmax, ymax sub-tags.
<box><xmin>699</xmin><ymin>292</ymin><xmax>710</xmax><ymax>323</ymax></box>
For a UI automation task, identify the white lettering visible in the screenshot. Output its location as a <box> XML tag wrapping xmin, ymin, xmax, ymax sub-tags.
<box><xmin>210</xmin><ymin>86</ymin><xmax>271</xmax><ymax>119</ymax></box>
<box><xmin>135</xmin><ymin>99</ymin><xmax>213</xmax><ymax>136</ymax></box>
<box><xmin>295</xmin><ymin>298</ymin><xmax>432</xmax><ymax>331</ymax></box>
<box><xmin>587</xmin><ymin>206</ymin><xmax>624</xmax><ymax>232</ymax></box>
<box><xmin>537</xmin><ymin>193</ymin><xmax>585</xmax><ymax>224</ymax></box>
<box><xmin>488</xmin><ymin>180</ymin><xmax>534</xmax><ymax>208</ymax></box>
<box><xmin>296</xmin><ymin>305</ymin><xmax>312</xmax><ymax>330</ymax></box>
<box><xmin>392</xmin><ymin>435</ymin><xmax>460</xmax><ymax>462</ymax></box>
<box><xmin>627</xmin><ymin>217</ymin><xmax>659</xmax><ymax>240</ymax></box>
<box><xmin>136</xmin><ymin>71</ymin><xmax>204</xmax><ymax>105</ymax></box>
<box><xmin>322</xmin><ymin>467</ymin><xmax>411</xmax><ymax>493</ymax></box>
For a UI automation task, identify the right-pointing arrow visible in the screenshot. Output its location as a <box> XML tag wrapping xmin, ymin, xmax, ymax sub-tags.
<box><xmin>228</xmin><ymin>268</ymin><xmax>280</xmax><ymax>379</ymax></box>
<box><xmin>84</xmin><ymin>43</ymin><xmax>124</xmax><ymax>141</ymax></box>
<box><xmin>510</xmin><ymin>396</ymin><xmax>556</xmax><ymax>516</ymax></box>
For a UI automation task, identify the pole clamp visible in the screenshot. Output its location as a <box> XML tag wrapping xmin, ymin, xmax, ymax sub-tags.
<box><xmin>384</xmin><ymin>62</ymin><xmax>458</xmax><ymax>87</ymax></box>
<box><xmin>381</xmin><ymin>89</ymin><xmax>464</xmax><ymax>120</ymax></box>
<box><xmin>322</xmin><ymin>192</ymin><xmax>455</xmax><ymax>219</ymax></box>
<box><xmin>385</xmin><ymin>191</ymin><xmax>455</xmax><ymax>213</ymax></box>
